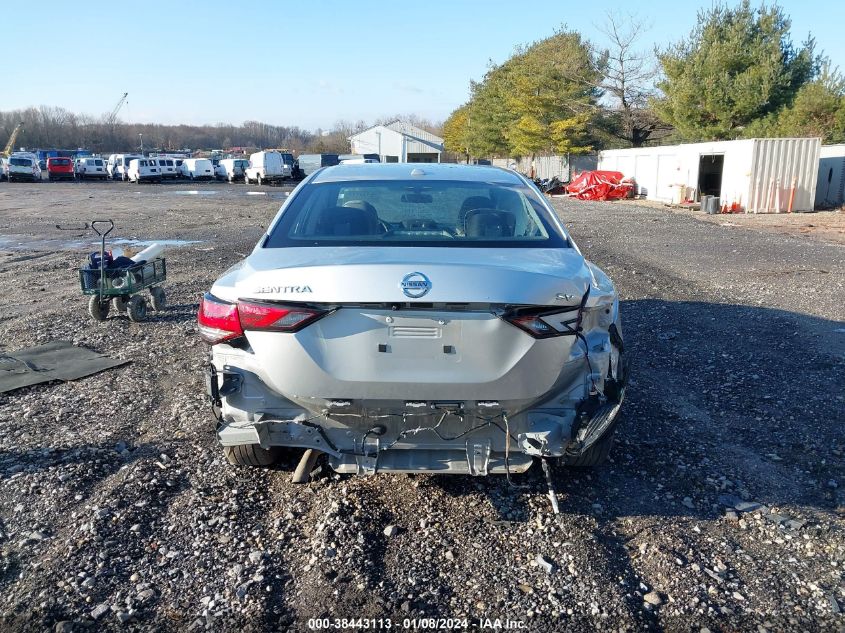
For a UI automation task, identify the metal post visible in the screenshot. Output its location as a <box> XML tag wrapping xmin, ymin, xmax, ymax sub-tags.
<box><xmin>541</xmin><ymin>458</ymin><xmax>560</xmax><ymax>515</ymax></box>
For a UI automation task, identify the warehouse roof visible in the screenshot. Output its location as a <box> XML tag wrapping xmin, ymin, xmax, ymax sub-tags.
<box><xmin>349</xmin><ymin>121</ymin><xmax>444</xmax><ymax>146</ymax></box>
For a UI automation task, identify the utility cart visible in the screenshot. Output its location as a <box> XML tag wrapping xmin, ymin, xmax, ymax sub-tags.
<box><xmin>71</xmin><ymin>220</ymin><xmax>167</xmax><ymax>322</ymax></box>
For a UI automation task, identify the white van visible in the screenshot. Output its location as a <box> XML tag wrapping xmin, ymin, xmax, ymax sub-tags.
<box><xmin>154</xmin><ymin>158</ymin><xmax>178</xmax><ymax>179</ymax></box>
<box><xmin>210</xmin><ymin>158</ymin><xmax>226</xmax><ymax>181</ymax></box>
<box><xmin>218</xmin><ymin>158</ymin><xmax>250</xmax><ymax>183</ymax></box>
<box><xmin>180</xmin><ymin>158</ymin><xmax>214</xmax><ymax>181</ymax></box>
<box><xmin>6</xmin><ymin>154</ymin><xmax>41</xmax><ymax>182</ymax></box>
<box><xmin>171</xmin><ymin>158</ymin><xmax>185</xmax><ymax>177</ymax></box>
<box><xmin>127</xmin><ymin>158</ymin><xmax>161</xmax><ymax>183</ymax></box>
<box><xmin>75</xmin><ymin>157</ymin><xmax>108</xmax><ymax>180</ymax></box>
<box><xmin>244</xmin><ymin>151</ymin><xmax>290</xmax><ymax>185</ymax></box>
<box><xmin>107</xmin><ymin>154</ymin><xmax>142</xmax><ymax>180</ymax></box>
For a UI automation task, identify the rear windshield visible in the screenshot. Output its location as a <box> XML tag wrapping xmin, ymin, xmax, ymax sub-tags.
<box><xmin>94</xmin><ymin>159</ymin><xmax>103</xmax><ymax>166</ymax></box>
<box><xmin>10</xmin><ymin>158</ymin><xmax>32</xmax><ymax>166</ymax></box>
<box><xmin>51</xmin><ymin>158</ymin><xmax>71</xmax><ymax>166</ymax></box>
<box><xmin>265</xmin><ymin>179</ymin><xmax>568</xmax><ymax>248</ymax></box>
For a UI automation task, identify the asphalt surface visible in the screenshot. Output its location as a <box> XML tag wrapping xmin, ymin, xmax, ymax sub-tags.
<box><xmin>0</xmin><ymin>181</ymin><xmax>842</xmax><ymax>632</ymax></box>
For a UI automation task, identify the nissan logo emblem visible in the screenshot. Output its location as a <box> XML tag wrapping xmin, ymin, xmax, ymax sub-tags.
<box><xmin>400</xmin><ymin>272</ymin><xmax>432</xmax><ymax>299</ymax></box>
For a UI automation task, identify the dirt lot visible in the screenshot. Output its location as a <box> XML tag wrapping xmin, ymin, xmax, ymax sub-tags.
<box><xmin>618</xmin><ymin>197</ymin><xmax>845</xmax><ymax>245</ymax></box>
<box><xmin>0</xmin><ymin>181</ymin><xmax>843</xmax><ymax>632</ymax></box>
<box><xmin>677</xmin><ymin>207</ymin><xmax>845</xmax><ymax>246</ymax></box>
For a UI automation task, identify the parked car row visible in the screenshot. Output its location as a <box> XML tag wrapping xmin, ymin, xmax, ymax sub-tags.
<box><xmin>2</xmin><ymin>150</ymin><xmax>381</xmax><ymax>184</ymax></box>
<box><xmin>1</xmin><ymin>154</ymin><xmax>237</xmax><ymax>183</ymax></box>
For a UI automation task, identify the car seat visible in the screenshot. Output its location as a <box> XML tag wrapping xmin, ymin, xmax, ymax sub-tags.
<box><xmin>459</xmin><ymin>195</ymin><xmax>494</xmax><ymax>229</ymax></box>
<box><xmin>342</xmin><ymin>200</ymin><xmax>386</xmax><ymax>234</ymax></box>
<box><xmin>314</xmin><ymin>205</ymin><xmax>380</xmax><ymax>236</ymax></box>
<box><xmin>464</xmin><ymin>209</ymin><xmax>516</xmax><ymax>238</ymax></box>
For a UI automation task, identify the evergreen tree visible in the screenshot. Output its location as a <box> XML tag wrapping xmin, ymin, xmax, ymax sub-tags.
<box><xmin>654</xmin><ymin>1</ymin><xmax>817</xmax><ymax>140</ymax></box>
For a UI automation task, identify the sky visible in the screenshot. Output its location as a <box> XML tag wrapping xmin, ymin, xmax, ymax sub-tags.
<box><xmin>4</xmin><ymin>0</ymin><xmax>843</xmax><ymax>131</ymax></box>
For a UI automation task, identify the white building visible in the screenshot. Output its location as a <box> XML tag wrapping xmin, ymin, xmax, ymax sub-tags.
<box><xmin>815</xmin><ymin>144</ymin><xmax>845</xmax><ymax>208</ymax></box>
<box><xmin>598</xmin><ymin>138</ymin><xmax>821</xmax><ymax>212</ymax></box>
<box><xmin>349</xmin><ymin>121</ymin><xmax>444</xmax><ymax>163</ymax></box>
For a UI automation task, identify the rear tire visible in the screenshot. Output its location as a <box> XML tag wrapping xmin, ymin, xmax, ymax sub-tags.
<box><xmin>562</xmin><ymin>426</ymin><xmax>616</xmax><ymax>468</ymax></box>
<box><xmin>88</xmin><ymin>296</ymin><xmax>110</xmax><ymax>321</ymax></box>
<box><xmin>149</xmin><ymin>286</ymin><xmax>166</xmax><ymax>311</ymax></box>
<box><xmin>127</xmin><ymin>295</ymin><xmax>147</xmax><ymax>322</ymax></box>
<box><xmin>224</xmin><ymin>444</ymin><xmax>278</xmax><ymax>467</ymax></box>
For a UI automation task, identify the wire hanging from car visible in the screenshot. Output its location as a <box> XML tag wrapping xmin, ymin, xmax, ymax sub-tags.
<box><xmin>379</xmin><ymin>411</ymin><xmax>454</xmax><ymax>451</ymax></box>
<box><xmin>502</xmin><ymin>412</ymin><xmax>528</xmax><ymax>489</ymax></box>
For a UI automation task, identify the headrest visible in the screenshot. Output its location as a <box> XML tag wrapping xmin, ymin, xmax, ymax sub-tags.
<box><xmin>460</xmin><ymin>195</ymin><xmax>494</xmax><ymax>212</ymax></box>
<box><xmin>314</xmin><ymin>206</ymin><xmax>380</xmax><ymax>236</ymax></box>
<box><xmin>465</xmin><ymin>209</ymin><xmax>516</xmax><ymax>238</ymax></box>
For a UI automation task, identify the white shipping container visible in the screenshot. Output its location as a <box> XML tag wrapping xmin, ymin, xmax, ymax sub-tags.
<box><xmin>598</xmin><ymin>138</ymin><xmax>821</xmax><ymax>212</ymax></box>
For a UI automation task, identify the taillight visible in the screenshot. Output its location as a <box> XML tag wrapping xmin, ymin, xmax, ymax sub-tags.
<box><xmin>502</xmin><ymin>306</ymin><xmax>582</xmax><ymax>339</ymax></box>
<box><xmin>197</xmin><ymin>294</ymin><xmax>327</xmax><ymax>345</ymax></box>
<box><xmin>237</xmin><ymin>301</ymin><xmax>326</xmax><ymax>332</ymax></box>
<box><xmin>198</xmin><ymin>293</ymin><xmax>242</xmax><ymax>344</ymax></box>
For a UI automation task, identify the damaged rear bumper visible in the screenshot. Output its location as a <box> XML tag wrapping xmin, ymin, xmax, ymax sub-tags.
<box><xmin>205</xmin><ymin>355</ymin><xmax>627</xmax><ymax>475</ymax></box>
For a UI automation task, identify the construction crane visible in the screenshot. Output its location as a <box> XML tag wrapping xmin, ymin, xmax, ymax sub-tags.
<box><xmin>105</xmin><ymin>92</ymin><xmax>128</xmax><ymax>127</ymax></box>
<box><xmin>2</xmin><ymin>122</ymin><xmax>24</xmax><ymax>157</ymax></box>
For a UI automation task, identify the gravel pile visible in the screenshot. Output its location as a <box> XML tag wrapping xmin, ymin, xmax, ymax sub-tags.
<box><xmin>0</xmin><ymin>183</ymin><xmax>842</xmax><ymax>631</ymax></box>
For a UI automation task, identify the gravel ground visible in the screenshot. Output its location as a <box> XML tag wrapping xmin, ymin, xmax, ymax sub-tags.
<box><xmin>616</xmin><ymin>198</ymin><xmax>845</xmax><ymax>246</ymax></box>
<box><xmin>0</xmin><ymin>181</ymin><xmax>843</xmax><ymax>632</ymax></box>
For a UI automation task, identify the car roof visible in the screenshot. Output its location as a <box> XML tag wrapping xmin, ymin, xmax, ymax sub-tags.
<box><xmin>310</xmin><ymin>162</ymin><xmax>524</xmax><ymax>184</ymax></box>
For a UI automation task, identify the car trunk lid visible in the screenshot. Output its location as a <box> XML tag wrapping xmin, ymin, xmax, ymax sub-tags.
<box><xmin>216</xmin><ymin>247</ymin><xmax>592</xmax><ymax>412</ymax></box>
<box><xmin>222</xmin><ymin>246</ymin><xmax>591</xmax><ymax>306</ymax></box>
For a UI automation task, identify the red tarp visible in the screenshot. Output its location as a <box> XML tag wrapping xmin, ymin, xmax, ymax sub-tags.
<box><xmin>566</xmin><ymin>170</ymin><xmax>633</xmax><ymax>201</ymax></box>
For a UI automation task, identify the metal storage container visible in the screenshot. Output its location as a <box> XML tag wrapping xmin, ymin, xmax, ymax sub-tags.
<box><xmin>599</xmin><ymin>138</ymin><xmax>821</xmax><ymax>212</ymax></box>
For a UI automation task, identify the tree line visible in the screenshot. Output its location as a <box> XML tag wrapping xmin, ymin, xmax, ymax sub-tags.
<box><xmin>443</xmin><ymin>1</ymin><xmax>845</xmax><ymax>160</ymax></box>
<box><xmin>0</xmin><ymin>107</ymin><xmax>443</xmax><ymax>156</ymax></box>
<box><xmin>0</xmin><ymin>107</ymin><xmax>318</xmax><ymax>154</ymax></box>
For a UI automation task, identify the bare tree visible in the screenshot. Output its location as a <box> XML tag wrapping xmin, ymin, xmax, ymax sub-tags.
<box><xmin>597</xmin><ymin>13</ymin><xmax>671</xmax><ymax>146</ymax></box>
<box><xmin>0</xmin><ymin>106</ymin><xmax>441</xmax><ymax>154</ymax></box>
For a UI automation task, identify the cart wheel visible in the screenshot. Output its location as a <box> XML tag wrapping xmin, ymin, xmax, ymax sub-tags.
<box><xmin>88</xmin><ymin>296</ymin><xmax>110</xmax><ymax>321</ymax></box>
<box><xmin>112</xmin><ymin>296</ymin><xmax>129</xmax><ymax>313</ymax></box>
<box><xmin>127</xmin><ymin>295</ymin><xmax>148</xmax><ymax>322</ymax></box>
<box><xmin>150</xmin><ymin>286</ymin><xmax>166</xmax><ymax>311</ymax></box>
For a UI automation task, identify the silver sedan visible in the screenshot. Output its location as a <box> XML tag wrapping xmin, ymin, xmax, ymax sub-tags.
<box><xmin>198</xmin><ymin>163</ymin><xmax>627</xmax><ymax>477</ymax></box>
